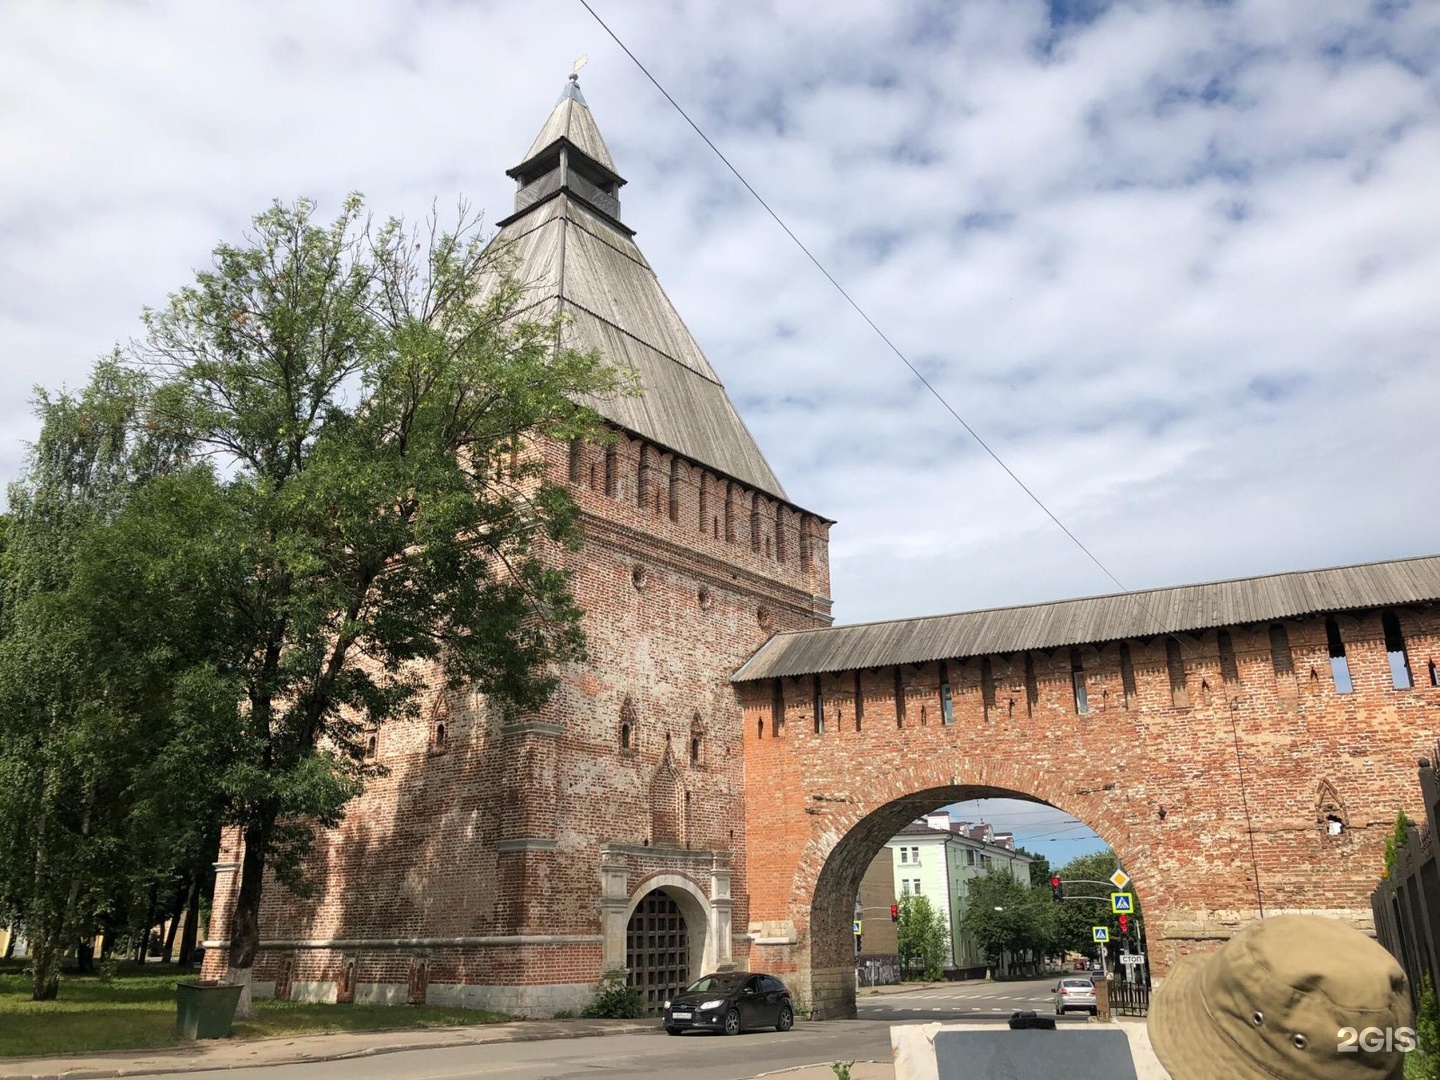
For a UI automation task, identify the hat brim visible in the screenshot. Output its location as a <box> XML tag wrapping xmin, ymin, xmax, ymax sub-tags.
<box><xmin>1149</xmin><ymin>954</ymin><xmax>1271</xmax><ymax>1080</ymax></box>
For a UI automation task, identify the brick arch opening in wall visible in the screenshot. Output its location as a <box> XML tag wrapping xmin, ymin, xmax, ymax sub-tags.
<box><xmin>770</xmin><ymin>777</ymin><xmax>1144</xmax><ymax>1022</ymax></box>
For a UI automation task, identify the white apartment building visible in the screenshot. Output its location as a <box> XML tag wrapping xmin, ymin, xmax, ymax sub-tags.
<box><xmin>886</xmin><ymin>811</ymin><xmax>1034</xmax><ymax>974</ymax></box>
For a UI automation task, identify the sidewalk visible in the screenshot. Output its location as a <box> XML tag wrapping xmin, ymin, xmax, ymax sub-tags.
<box><xmin>0</xmin><ymin>1017</ymin><xmax>657</xmax><ymax>1080</ymax></box>
<box><xmin>0</xmin><ymin>982</ymin><xmax>964</xmax><ymax>1080</ymax></box>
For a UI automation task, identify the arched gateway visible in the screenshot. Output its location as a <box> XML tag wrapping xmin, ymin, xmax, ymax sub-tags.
<box><xmin>733</xmin><ymin>568</ymin><xmax>1440</xmax><ymax>1019</ymax></box>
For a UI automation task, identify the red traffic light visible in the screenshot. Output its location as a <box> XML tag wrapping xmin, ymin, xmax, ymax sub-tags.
<box><xmin>1118</xmin><ymin>914</ymin><xmax>1130</xmax><ymax>933</ymax></box>
<box><xmin>1050</xmin><ymin>876</ymin><xmax>1063</xmax><ymax>900</ymax></box>
<box><xmin>890</xmin><ymin>904</ymin><xmax>899</xmax><ymax>922</ymax></box>
<box><xmin>1050</xmin><ymin>876</ymin><xmax>1060</xmax><ymax>887</ymax></box>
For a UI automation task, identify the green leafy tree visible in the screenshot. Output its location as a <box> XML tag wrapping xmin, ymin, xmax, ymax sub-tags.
<box><xmin>1020</xmin><ymin>849</ymin><xmax>1051</xmax><ymax>888</ymax></box>
<box><xmin>896</xmin><ymin>892</ymin><xmax>948</xmax><ymax>980</ymax></box>
<box><xmin>1050</xmin><ymin>851</ymin><xmax>1145</xmax><ymax>965</ymax></box>
<box><xmin>961</xmin><ymin>868</ymin><xmax>1056</xmax><ymax>972</ymax></box>
<box><xmin>114</xmin><ymin>196</ymin><xmax>624</xmax><ymax>1015</ymax></box>
<box><xmin>0</xmin><ymin>362</ymin><xmax>212</xmax><ymax>999</ymax></box>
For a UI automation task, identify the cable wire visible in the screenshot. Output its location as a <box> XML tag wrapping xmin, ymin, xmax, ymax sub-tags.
<box><xmin>577</xmin><ymin>0</ymin><xmax>1132</xmax><ymax>597</ymax></box>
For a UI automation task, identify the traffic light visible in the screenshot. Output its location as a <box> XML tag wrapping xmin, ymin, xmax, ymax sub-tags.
<box><xmin>1118</xmin><ymin>914</ymin><xmax>1129</xmax><ymax>934</ymax></box>
<box><xmin>890</xmin><ymin>904</ymin><xmax>899</xmax><ymax>922</ymax></box>
<box><xmin>1050</xmin><ymin>876</ymin><xmax>1063</xmax><ymax>901</ymax></box>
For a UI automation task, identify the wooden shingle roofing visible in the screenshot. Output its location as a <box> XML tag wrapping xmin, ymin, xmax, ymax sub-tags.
<box><xmin>732</xmin><ymin>553</ymin><xmax>1440</xmax><ymax>681</ymax></box>
<box><xmin>486</xmin><ymin>82</ymin><xmax>792</xmax><ymax>503</ymax></box>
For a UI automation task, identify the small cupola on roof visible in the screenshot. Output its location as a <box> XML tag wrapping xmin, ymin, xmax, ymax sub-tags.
<box><xmin>506</xmin><ymin>74</ymin><xmax>628</xmax><ymax>231</ymax></box>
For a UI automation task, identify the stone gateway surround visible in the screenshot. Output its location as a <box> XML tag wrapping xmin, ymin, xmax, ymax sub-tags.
<box><xmin>202</xmin><ymin>80</ymin><xmax>1440</xmax><ymax>1018</ymax></box>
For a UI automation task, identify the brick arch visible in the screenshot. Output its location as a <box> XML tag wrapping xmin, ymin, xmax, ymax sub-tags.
<box><xmin>790</xmin><ymin>770</ymin><xmax>1140</xmax><ymax>1020</ymax></box>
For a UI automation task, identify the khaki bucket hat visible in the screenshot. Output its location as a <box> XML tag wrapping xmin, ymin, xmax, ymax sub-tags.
<box><xmin>1150</xmin><ymin>914</ymin><xmax>1413</xmax><ymax>1080</ymax></box>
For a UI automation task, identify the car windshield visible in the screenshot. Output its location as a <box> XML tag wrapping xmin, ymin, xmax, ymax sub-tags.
<box><xmin>1061</xmin><ymin>979</ymin><xmax>1093</xmax><ymax>988</ymax></box>
<box><xmin>685</xmin><ymin>973</ymin><xmax>746</xmax><ymax>994</ymax></box>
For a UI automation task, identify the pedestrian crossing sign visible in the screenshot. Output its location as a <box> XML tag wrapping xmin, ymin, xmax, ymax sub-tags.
<box><xmin>1092</xmin><ymin>926</ymin><xmax>1109</xmax><ymax>942</ymax></box>
<box><xmin>1111</xmin><ymin>892</ymin><xmax>1134</xmax><ymax>914</ymax></box>
<box><xmin>854</xmin><ymin>920</ymin><xmax>862</xmax><ymax>935</ymax></box>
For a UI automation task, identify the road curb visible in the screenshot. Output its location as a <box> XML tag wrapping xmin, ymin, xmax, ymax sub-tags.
<box><xmin>0</xmin><ymin>1021</ymin><xmax>660</xmax><ymax>1080</ymax></box>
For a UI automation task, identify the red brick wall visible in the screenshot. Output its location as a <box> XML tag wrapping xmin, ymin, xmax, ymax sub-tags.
<box><xmin>205</xmin><ymin>428</ymin><xmax>832</xmax><ymax>1003</ymax></box>
<box><xmin>741</xmin><ymin>609</ymin><xmax>1440</xmax><ymax>1017</ymax></box>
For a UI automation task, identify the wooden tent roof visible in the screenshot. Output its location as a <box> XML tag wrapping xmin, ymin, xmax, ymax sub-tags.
<box><xmin>485</xmin><ymin>79</ymin><xmax>790</xmax><ymax>502</ymax></box>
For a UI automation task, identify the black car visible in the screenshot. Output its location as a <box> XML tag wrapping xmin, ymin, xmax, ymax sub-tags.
<box><xmin>662</xmin><ymin>971</ymin><xmax>794</xmax><ymax>1035</ymax></box>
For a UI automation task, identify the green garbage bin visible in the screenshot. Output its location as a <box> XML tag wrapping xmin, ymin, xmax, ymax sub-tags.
<box><xmin>176</xmin><ymin>980</ymin><xmax>245</xmax><ymax>1039</ymax></box>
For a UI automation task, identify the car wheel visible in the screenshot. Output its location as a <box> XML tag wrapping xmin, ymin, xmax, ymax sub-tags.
<box><xmin>665</xmin><ymin>1026</ymin><xmax>682</xmax><ymax>1036</ymax></box>
<box><xmin>1056</xmin><ymin>1006</ymin><xmax>1065</xmax><ymax>1016</ymax></box>
<box><xmin>776</xmin><ymin>1004</ymin><xmax>793</xmax><ymax>1031</ymax></box>
<box><xmin>723</xmin><ymin>1008</ymin><xmax>742</xmax><ymax>1036</ymax></box>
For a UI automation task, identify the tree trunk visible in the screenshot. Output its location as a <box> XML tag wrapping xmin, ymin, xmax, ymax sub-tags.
<box><xmin>228</xmin><ymin>816</ymin><xmax>273</xmax><ymax>1020</ymax></box>
<box><xmin>178</xmin><ymin>876</ymin><xmax>201</xmax><ymax>966</ymax></box>
<box><xmin>162</xmin><ymin>877</ymin><xmax>187</xmax><ymax>963</ymax></box>
<box><xmin>134</xmin><ymin>881</ymin><xmax>158</xmax><ymax>963</ymax></box>
<box><xmin>76</xmin><ymin>939</ymin><xmax>95</xmax><ymax>974</ymax></box>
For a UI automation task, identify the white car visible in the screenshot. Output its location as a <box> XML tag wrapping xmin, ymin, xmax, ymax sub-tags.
<box><xmin>1053</xmin><ymin>976</ymin><xmax>1098</xmax><ymax>1015</ymax></box>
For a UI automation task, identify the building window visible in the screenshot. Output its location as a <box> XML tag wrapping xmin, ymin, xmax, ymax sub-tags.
<box><xmin>853</xmin><ymin>671</ymin><xmax>864</xmax><ymax>731</ymax></box>
<box><xmin>621</xmin><ymin>696</ymin><xmax>638</xmax><ymax>751</ymax></box>
<box><xmin>1382</xmin><ymin>612</ymin><xmax>1414</xmax><ymax>690</ymax></box>
<box><xmin>431</xmin><ymin>722</ymin><xmax>447</xmax><ymax>753</ymax></box>
<box><xmin>910</xmin><ymin>847</ymin><xmax>919</xmax><ymax>864</ymax></box>
<box><xmin>939</xmin><ymin>662</ymin><xmax>954</xmax><ymax>725</ymax></box>
<box><xmin>813</xmin><ymin>675</ymin><xmax>825</xmax><ymax>735</ymax></box>
<box><xmin>1166</xmin><ymin>639</ymin><xmax>1190</xmax><ymax>707</ymax></box>
<box><xmin>364</xmin><ymin>733</ymin><xmax>377</xmax><ymax>760</ymax></box>
<box><xmin>567</xmin><ymin>437</ymin><xmax>583</xmax><ymax>483</ymax></box>
<box><xmin>1120</xmin><ymin>643</ymin><xmax>1137</xmax><ymax>709</ymax></box>
<box><xmin>980</xmin><ymin>657</ymin><xmax>996</xmax><ymax>717</ymax></box>
<box><xmin>1218</xmin><ymin>629</ymin><xmax>1240</xmax><ymax>684</ymax></box>
<box><xmin>771</xmin><ymin>679</ymin><xmax>785</xmax><ymax>738</ymax></box>
<box><xmin>1024</xmin><ymin>653</ymin><xmax>1038</xmax><ymax>717</ymax></box>
<box><xmin>603</xmin><ymin>443</ymin><xmax>617</xmax><ymax>497</ymax></box>
<box><xmin>1070</xmin><ymin>649</ymin><xmax>1089</xmax><ymax>715</ymax></box>
<box><xmin>637</xmin><ymin>445</ymin><xmax>651</xmax><ymax>509</ymax></box>
<box><xmin>1326</xmin><ymin>618</ymin><xmax>1353</xmax><ymax>694</ymax></box>
<box><xmin>1269</xmin><ymin>624</ymin><xmax>1294</xmax><ymax>677</ymax></box>
<box><xmin>894</xmin><ymin>666</ymin><xmax>906</xmax><ymax>727</ymax></box>
<box><xmin>1430</xmin><ymin>660</ymin><xmax>1439</xmax><ymax>687</ymax></box>
<box><xmin>966</xmin><ymin>849</ymin><xmax>976</xmax><ymax>867</ymax></box>
<box><xmin>900</xmin><ymin>848</ymin><xmax>909</xmax><ymax>864</ymax></box>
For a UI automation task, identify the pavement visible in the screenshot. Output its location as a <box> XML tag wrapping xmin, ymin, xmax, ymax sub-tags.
<box><xmin>0</xmin><ymin>980</ymin><xmax>1019</xmax><ymax>1080</ymax></box>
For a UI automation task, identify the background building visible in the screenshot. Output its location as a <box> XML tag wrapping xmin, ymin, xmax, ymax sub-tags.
<box><xmin>887</xmin><ymin>812</ymin><xmax>1032</xmax><ymax>975</ymax></box>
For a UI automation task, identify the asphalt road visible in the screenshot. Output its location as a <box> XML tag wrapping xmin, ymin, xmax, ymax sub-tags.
<box><xmin>124</xmin><ymin>980</ymin><xmax>1084</xmax><ymax>1080</ymax></box>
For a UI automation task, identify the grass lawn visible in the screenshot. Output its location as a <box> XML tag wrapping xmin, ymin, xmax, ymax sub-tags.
<box><xmin>0</xmin><ymin>960</ymin><xmax>511</xmax><ymax>1058</ymax></box>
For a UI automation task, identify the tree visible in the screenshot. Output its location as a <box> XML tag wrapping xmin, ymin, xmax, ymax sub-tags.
<box><xmin>1019</xmin><ymin>848</ymin><xmax>1051</xmax><ymax>888</ymax></box>
<box><xmin>118</xmin><ymin>196</ymin><xmax>624</xmax><ymax>1014</ymax></box>
<box><xmin>896</xmin><ymin>893</ymin><xmax>948</xmax><ymax>980</ymax></box>
<box><xmin>960</xmin><ymin>868</ymin><xmax>1056</xmax><ymax>973</ymax></box>
<box><xmin>0</xmin><ymin>361</ymin><xmax>209</xmax><ymax>999</ymax></box>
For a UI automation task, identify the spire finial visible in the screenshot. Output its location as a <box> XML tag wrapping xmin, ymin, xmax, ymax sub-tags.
<box><xmin>570</xmin><ymin>54</ymin><xmax>588</xmax><ymax>82</ymax></box>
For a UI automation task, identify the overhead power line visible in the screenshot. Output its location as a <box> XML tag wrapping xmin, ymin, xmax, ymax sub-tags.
<box><xmin>577</xmin><ymin>0</ymin><xmax>1131</xmax><ymax>596</ymax></box>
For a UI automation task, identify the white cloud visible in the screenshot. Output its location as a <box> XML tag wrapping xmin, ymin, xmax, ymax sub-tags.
<box><xmin>2</xmin><ymin>0</ymin><xmax>1438</xmax><ymax>627</ymax></box>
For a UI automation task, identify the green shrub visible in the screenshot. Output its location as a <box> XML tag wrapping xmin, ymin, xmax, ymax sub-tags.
<box><xmin>1407</xmin><ymin>973</ymin><xmax>1440</xmax><ymax>1080</ymax></box>
<box><xmin>831</xmin><ymin>1062</ymin><xmax>856</xmax><ymax>1080</ymax></box>
<box><xmin>579</xmin><ymin>970</ymin><xmax>644</xmax><ymax>1020</ymax></box>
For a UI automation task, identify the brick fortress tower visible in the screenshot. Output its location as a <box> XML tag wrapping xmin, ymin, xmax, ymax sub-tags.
<box><xmin>202</xmin><ymin>76</ymin><xmax>834</xmax><ymax>1015</ymax></box>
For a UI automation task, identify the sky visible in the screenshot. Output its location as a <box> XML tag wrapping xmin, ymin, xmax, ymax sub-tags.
<box><xmin>5</xmin><ymin>1</ymin><xmax>1440</xmax><ymax>631</ymax></box>
<box><xmin>944</xmin><ymin>797</ymin><xmax>1109</xmax><ymax>870</ymax></box>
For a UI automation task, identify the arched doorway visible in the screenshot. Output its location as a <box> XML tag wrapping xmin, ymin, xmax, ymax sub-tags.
<box><xmin>626</xmin><ymin>889</ymin><xmax>690</xmax><ymax>1014</ymax></box>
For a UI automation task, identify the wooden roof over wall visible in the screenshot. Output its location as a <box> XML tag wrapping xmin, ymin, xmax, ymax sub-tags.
<box><xmin>732</xmin><ymin>553</ymin><xmax>1440</xmax><ymax>681</ymax></box>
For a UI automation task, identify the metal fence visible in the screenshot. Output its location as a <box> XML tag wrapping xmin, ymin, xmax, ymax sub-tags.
<box><xmin>1371</xmin><ymin>745</ymin><xmax>1440</xmax><ymax>1006</ymax></box>
<box><xmin>1107</xmin><ymin>978</ymin><xmax>1150</xmax><ymax>1017</ymax></box>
